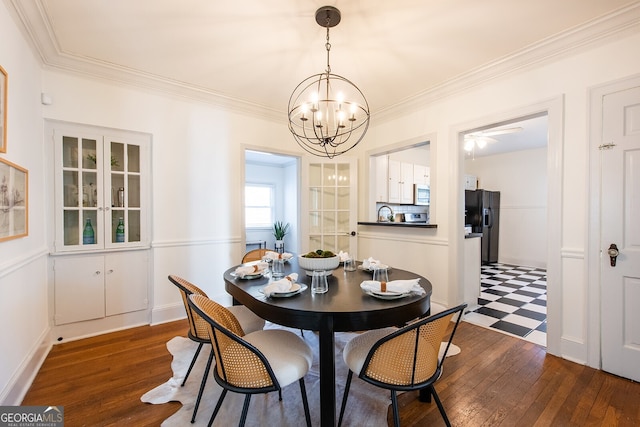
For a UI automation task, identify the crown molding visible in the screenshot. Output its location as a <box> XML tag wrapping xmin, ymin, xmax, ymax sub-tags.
<box><xmin>6</xmin><ymin>0</ymin><xmax>640</xmax><ymax>125</ymax></box>
<box><xmin>374</xmin><ymin>1</ymin><xmax>640</xmax><ymax>123</ymax></box>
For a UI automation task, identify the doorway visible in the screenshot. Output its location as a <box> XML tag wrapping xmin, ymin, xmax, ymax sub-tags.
<box><xmin>244</xmin><ymin>149</ymin><xmax>300</xmax><ymax>256</ymax></box>
<box><xmin>455</xmin><ymin>97</ymin><xmax>564</xmax><ymax>357</ymax></box>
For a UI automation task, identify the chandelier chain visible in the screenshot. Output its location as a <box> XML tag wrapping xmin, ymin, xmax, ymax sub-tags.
<box><xmin>325</xmin><ymin>26</ymin><xmax>331</xmax><ymax>74</ymax></box>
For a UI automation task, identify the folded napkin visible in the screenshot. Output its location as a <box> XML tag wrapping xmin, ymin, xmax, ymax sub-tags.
<box><xmin>362</xmin><ymin>257</ymin><xmax>384</xmax><ymax>270</ymax></box>
<box><xmin>338</xmin><ymin>251</ymin><xmax>351</xmax><ymax>262</ymax></box>
<box><xmin>263</xmin><ymin>273</ymin><xmax>299</xmax><ymax>297</ymax></box>
<box><xmin>360</xmin><ymin>278</ymin><xmax>425</xmax><ymax>296</ymax></box>
<box><xmin>235</xmin><ymin>262</ymin><xmax>268</xmax><ymax>278</ymax></box>
<box><xmin>263</xmin><ymin>251</ymin><xmax>293</xmax><ymax>261</ymax></box>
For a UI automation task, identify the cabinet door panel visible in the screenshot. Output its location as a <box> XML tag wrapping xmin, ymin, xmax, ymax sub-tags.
<box><xmin>54</xmin><ymin>256</ymin><xmax>105</xmax><ymax>325</ymax></box>
<box><xmin>105</xmin><ymin>251</ymin><xmax>148</xmax><ymax>316</ymax></box>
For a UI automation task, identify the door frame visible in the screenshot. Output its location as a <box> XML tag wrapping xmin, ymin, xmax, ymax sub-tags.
<box><xmin>587</xmin><ymin>73</ymin><xmax>640</xmax><ymax>369</ymax></box>
<box><xmin>452</xmin><ymin>95</ymin><xmax>564</xmax><ymax>357</ymax></box>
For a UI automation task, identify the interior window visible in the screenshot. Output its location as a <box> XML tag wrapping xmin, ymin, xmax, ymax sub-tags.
<box><xmin>245</xmin><ymin>184</ymin><xmax>274</xmax><ymax>228</ymax></box>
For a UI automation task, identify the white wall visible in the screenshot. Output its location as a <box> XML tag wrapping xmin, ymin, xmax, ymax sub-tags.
<box><xmin>0</xmin><ymin>2</ymin><xmax>49</xmax><ymax>404</ymax></box>
<box><xmin>465</xmin><ymin>147</ymin><xmax>548</xmax><ymax>268</ymax></box>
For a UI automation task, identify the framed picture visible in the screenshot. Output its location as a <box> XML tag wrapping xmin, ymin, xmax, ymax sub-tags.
<box><xmin>0</xmin><ymin>65</ymin><xmax>6</xmax><ymax>153</ymax></box>
<box><xmin>0</xmin><ymin>158</ymin><xmax>28</xmax><ymax>242</ymax></box>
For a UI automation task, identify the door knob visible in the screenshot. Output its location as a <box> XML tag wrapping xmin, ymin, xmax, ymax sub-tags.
<box><xmin>607</xmin><ymin>244</ymin><xmax>619</xmax><ymax>267</ymax></box>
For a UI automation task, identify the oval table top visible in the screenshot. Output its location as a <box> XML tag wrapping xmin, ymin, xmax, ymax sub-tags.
<box><xmin>223</xmin><ymin>258</ymin><xmax>433</xmax><ymax>332</ymax></box>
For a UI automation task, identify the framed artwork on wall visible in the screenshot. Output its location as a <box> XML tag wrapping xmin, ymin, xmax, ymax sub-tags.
<box><xmin>0</xmin><ymin>65</ymin><xmax>6</xmax><ymax>153</ymax></box>
<box><xmin>0</xmin><ymin>158</ymin><xmax>28</xmax><ymax>242</ymax></box>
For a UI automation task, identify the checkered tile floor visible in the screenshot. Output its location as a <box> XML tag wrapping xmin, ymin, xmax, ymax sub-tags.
<box><xmin>464</xmin><ymin>263</ymin><xmax>547</xmax><ymax>346</ymax></box>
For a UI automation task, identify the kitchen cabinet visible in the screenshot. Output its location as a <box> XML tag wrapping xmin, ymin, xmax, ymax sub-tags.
<box><xmin>413</xmin><ymin>164</ymin><xmax>430</xmax><ymax>186</ymax></box>
<box><xmin>53</xmin><ymin>251</ymin><xmax>149</xmax><ymax>325</ymax></box>
<box><xmin>464</xmin><ymin>174</ymin><xmax>478</xmax><ymax>190</ymax></box>
<box><xmin>374</xmin><ymin>155</ymin><xmax>389</xmax><ymax>202</ymax></box>
<box><xmin>463</xmin><ymin>235</ymin><xmax>481</xmax><ymax>311</ymax></box>
<box><xmin>388</xmin><ymin>160</ymin><xmax>414</xmax><ymax>204</ymax></box>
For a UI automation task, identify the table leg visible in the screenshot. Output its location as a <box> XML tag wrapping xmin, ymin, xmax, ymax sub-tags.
<box><xmin>318</xmin><ymin>318</ymin><xmax>335</xmax><ymax>427</ymax></box>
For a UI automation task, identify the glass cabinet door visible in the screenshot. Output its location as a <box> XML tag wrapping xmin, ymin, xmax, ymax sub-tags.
<box><xmin>61</xmin><ymin>135</ymin><xmax>101</xmax><ymax>248</ymax></box>
<box><xmin>107</xmin><ymin>139</ymin><xmax>142</xmax><ymax>246</ymax></box>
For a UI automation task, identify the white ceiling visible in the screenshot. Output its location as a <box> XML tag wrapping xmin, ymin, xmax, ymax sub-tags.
<box><xmin>7</xmin><ymin>1</ymin><xmax>638</xmax><ymax>159</ymax></box>
<box><xmin>9</xmin><ymin>0</ymin><xmax>638</xmax><ymax>117</ymax></box>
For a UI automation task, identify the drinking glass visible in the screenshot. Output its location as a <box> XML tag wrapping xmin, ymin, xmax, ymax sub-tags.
<box><xmin>372</xmin><ymin>266</ymin><xmax>389</xmax><ymax>283</ymax></box>
<box><xmin>311</xmin><ymin>270</ymin><xmax>328</xmax><ymax>294</ymax></box>
<box><xmin>344</xmin><ymin>258</ymin><xmax>356</xmax><ymax>272</ymax></box>
<box><xmin>271</xmin><ymin>259</ymin><xmax>285</xmax><ymax>279</ymax></box>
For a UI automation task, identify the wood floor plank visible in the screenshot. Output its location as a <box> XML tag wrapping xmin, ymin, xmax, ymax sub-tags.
<box><xmin>21</xmin><ymin>319</ymin><xmax>640</xmax><ymax>427</ymax></box>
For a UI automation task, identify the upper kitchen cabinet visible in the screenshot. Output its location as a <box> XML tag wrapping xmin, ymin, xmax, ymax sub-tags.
<box><xmin>414</xmin><ymin>164</ymin><xmax>430</xmax><ymax>186</ymax></box>
<box><xmin>374</xmin><ymin>155</ymin><xmax>389</xmax><ymax>202</ymax></box>
<box><xmin>52</xmin><ymin>124</ymin><xmax>151</xmax><ymax>253</ymax></box>
<box><xmin>388</xmin><ymin>160</ymin><xmax>415</xmax><ymax>204</ymax></box>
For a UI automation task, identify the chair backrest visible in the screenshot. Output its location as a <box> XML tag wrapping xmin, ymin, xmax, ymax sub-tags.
<box><xmin>188</xmin><ymin>294</ymin><xmax>279</xmax><ymax>391</ymax></box>
<box><xmin>361</xmin><ymin>303</ymin><xmax>467</xmax><ymax>388</ymax></box>
<box><xmin>242</xmin><ymin>248</ymin><xmax>269</xmax><ymax>263</ymax></box>
<box><xmin>168</xmin><ymin>275</ymin><xmax>245</xmax><ymax>339</ymax></box>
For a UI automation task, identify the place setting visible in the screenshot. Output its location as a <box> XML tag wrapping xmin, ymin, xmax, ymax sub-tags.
<box><xmin>357</xmin><ymin>256</ymin><xmax>392</xmax><ymax>273</ymax></box>
<box><xmin>360</xmin><ymin>263</ymin><xmax>425</xmax><ymax>300</ymax></box>
<box><xmin>230</xmin><ymin>261</ymin><xmax>269</xmax><ymax>279</ymax></box>
<box><xmin>259</xmin><ymin>273</ymin><xmax>307</xmax><ymax>298</ymax></box>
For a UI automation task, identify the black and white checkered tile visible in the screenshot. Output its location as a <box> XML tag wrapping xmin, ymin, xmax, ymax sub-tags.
<box><xmin>464</xmin><ymin>263</ymin><xmax>547</xmax><ymax>346</ymax></box>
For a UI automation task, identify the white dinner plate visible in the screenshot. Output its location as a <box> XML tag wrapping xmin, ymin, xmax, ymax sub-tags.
<box><xmin>363</xmin><ymin>290</ymin><xmax>409</xmax><ymax>300</ymax></box>
<box><xmin>357</xmin><ymin>265</ymin><xmax>392</xmax><ymax>272</ymax></box>
<box><xmin>230</xmin><ymin>271</ymin><xmax>265</xmax><ymax>280</ymax></box>
<box><xmin>260</xmin><ymin>283</ymin><xmax>307</xmax><ymax>298</ymax></box>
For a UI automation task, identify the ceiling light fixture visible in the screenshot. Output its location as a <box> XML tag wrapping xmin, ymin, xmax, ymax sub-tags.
<box><xmin>287</xmin><ymin>6</ymin><xmax>370</xmax><ymax>159</ymax></box>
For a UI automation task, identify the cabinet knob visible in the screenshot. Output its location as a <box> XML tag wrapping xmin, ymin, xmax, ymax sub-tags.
<box><xmin>107</xmin><ymin>269</ymin><xmax>114</xmax><ymax>274</ymax></box>
<box><xmin>95</xmin><ymin>270</ymin><xmax>101</xmax><ymax>275</ymax></box>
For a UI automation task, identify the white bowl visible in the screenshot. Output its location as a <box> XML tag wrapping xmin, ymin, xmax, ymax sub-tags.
<box><xmin>298</xmin><ymin>254</ymin><xmax>340</xmax><ymax>275</ymax></box>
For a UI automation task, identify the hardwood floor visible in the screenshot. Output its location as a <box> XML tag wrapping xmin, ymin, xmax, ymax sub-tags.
<box><xmin>22</xmin><ymin>320</ymin><xmax>640</xmax><ymax>426</ymax></box>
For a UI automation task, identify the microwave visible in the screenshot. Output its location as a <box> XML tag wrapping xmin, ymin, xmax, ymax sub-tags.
<box><xmin>414</xmin><ymin>184</ymin><xmax>430</xmax><ymax>206</ymax></box>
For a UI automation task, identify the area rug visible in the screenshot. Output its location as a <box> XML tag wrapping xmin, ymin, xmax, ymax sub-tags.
<box><xmin>141</xmin><ymin>323</ymin><xmax>460</xmax><ymax>426</ymax></box>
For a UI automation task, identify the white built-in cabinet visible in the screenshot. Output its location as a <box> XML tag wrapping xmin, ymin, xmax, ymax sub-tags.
<box><xmin>387</xmin><ymin>159</ymin><xmax>416</xmax><ymax>204</ymax></box>
<box><xmin>413</xmin><ymin>165</ymin><xmax>431</xmax><ymax>186</ymax></box>
<box><xmin>464</xmin><ymin>174</ymin><xmax>478</xmax><ymax>190</ymax></box>
<box><xmin>375</xmin><ymin>155</ymin><xmax>389</xmax><ymax>202</ymax></box>
<box><xmin>49</xmin><ymin>122</ymin><xmax>151</xmax><ymax>330</ymax></box>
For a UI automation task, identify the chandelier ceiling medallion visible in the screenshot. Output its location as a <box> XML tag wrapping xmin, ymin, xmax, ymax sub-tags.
<box><xmin>287</xmin><ymin>6</ymin><xmax>370</xmax><ymax>159</ymax></box>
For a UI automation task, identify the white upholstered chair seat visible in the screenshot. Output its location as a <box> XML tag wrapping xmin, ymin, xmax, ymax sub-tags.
<box><xmin>228</xmin><ymin>305</ymin><xmax>266</xmax><ymax>334</ymax></box>
<box><xmin>243</xmin><ymin>329</ymin><xmax>313</xmax><ymax>388</ymax></box>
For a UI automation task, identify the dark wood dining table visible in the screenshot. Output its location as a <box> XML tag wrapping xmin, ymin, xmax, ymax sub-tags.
<box><xmin>224</xmin><ymin>258</ymin><xmax>432</xmax><ymax>427</ymax></box>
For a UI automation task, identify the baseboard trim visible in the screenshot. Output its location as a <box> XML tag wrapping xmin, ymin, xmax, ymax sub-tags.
<box><xmin>151</xmin><ymin>302</ymin><xmax>186</xmax><ymax>325</ymax></box>
<box><xmin>0</xmin><ymin>327</ymin><xmax>52</xmax><ymax>405</ymax></box>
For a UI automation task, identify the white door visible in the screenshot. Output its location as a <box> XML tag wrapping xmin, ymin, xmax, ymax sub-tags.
<box><xmin>601</xmin><ymin>86</ymin><xmax>640</xmax><ymax>382</ymax></box>
<box><xmin>302</xmin><ymin>157</ymin><xmax>358</xmax><ymax>257</ymax></box>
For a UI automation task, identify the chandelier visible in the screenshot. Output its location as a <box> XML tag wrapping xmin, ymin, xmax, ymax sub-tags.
<box><xmin>287</xmin><ymin>6</ymin><xmax>370</xmax><ymax>159</ymax></box>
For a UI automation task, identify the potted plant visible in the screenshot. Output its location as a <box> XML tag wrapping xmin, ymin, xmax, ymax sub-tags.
<box><xmin>273</xmin><ymin>221</ymin><xmax>290</xmax><ymax>251</ymax></box>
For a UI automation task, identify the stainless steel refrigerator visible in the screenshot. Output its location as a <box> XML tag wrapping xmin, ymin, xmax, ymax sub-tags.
<box><xmin>465</xmin><ymin>189</ymin><xmax>500</xmax><ymax>264</ymax></box>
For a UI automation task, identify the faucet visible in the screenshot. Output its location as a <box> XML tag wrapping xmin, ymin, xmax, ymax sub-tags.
<box><xmin>377</xmin><ymin>205</ymin><xmax>394</xmax><ymax>222</ymax></box>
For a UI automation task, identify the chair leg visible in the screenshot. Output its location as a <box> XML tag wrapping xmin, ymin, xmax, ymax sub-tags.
<box><xmin>239</xmin><ymin>394</ymin><xmax>252</xmax><ymax>427</ymax></box>
<box><xmin>338</xmin><ymin>370</ymin><xmax>354</xmax><ymax>427</ymax></box>
<box><xmin>278</xmin><ymin>390</ymin><xmax>282</xmax><ymax>401</ymax></box>
<box><xmin>430</xmin><ymin>386</ymin><xmax>451</xmax><ymax>427</ymax></box>
<box><xmin>298</xmin><ymin>378</ymin><xmax>312</xmax><ymax>427</ymax></box>
<box><xmin>182</xmin><ymin>342</ymin><xmax>203</xmax><ymax>386</ymax></box>
<box><xmin>208</xmin><ymin>389</ymin><xmax>227</xmax><ymax>427</ymax></box>
<box><xmin>391</xmin><ymin>390</ymin><xmax>400</xmax><ymax>427</ymax></box>
<box><xmin>191</xmin><ymin>349</ymin><xmax>214</xmax><ymax>423</ymax></box>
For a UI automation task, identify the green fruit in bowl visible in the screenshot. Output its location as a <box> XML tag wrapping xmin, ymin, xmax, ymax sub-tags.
<box><xmin>303</xmin><ymin>250</ymin><xmax>336</xmax><ymax>258</ymax></box>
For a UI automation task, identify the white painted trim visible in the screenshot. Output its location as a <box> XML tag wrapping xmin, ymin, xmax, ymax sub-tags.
<box><xmin>0</xmin><ymin>247</ymin><xmax>49</xmax><ymax>279</ymax></box>
<box><xmin>587</xmin><ymin>72</ymin><xmax>640</xmax><ymax>369</ymax></box>
<box><xmin>151</xmin><ymin>302</ymin><xmax>186</xmax><ymax>326</ymax></box>
<box><xmin>151</xmin><ymin>236</ymin><xmax>240</xmax><ymax>248</ymax></box>
<box><xmin>0</xmin><ymin>328</ymin><xmax>51</xmax><ymax>405</ymax></box>
<box><xmin>357</xmin><ymin>231</ymin><xmax>448</xmax><ymax>247</ymax></box>
<box><xmin>561</xmin><ymin>249</ymin><xmax>585</xmax><ymax>259</ymax></box>
<box><xmin>452</xmin><ymin>96</ymin><xmax>564</xmax><ymax>357</ymax></box>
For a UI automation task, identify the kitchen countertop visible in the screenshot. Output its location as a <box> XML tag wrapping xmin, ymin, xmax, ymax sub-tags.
<box><xmin>357</xmin><ymin>221</ymin><xmax>437</xmax><ymax>228</ymax></box>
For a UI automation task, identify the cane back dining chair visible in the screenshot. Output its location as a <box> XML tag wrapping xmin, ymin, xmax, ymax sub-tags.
<box><xmin>338</xmin><ymin>303</ymin><xmax>467</xmax><ymax>427</ymax></box>
<box><xmin>241</xmin><ymin>248</ymin><xmax>269</xmax><ymax>263</ymax></box>
<box><xmin>168</xmin><ymin>274</ymin><xmax>266</xmax><ymax>423</ymax></box>
<box><xmin>188</xmin><ymin>294</ymin><xmax>313</xmax><ymax>427</ymax></box>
